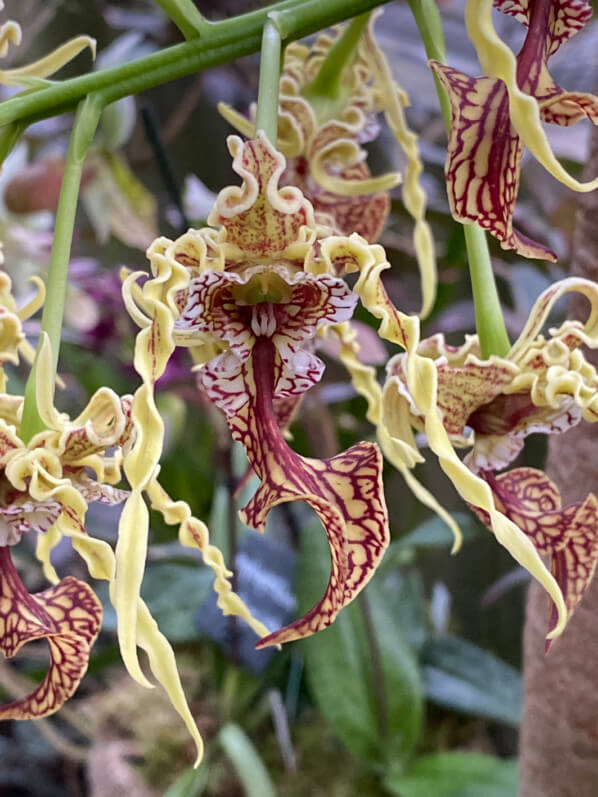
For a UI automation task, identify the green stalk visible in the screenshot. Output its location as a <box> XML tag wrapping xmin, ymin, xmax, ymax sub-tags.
<box><xmin>407</xmin><ymin>0</ymin><xmax>451</xmax><ymax>129</ymax></box>
<box><xmin>255</xmin><ymin>17</ymin><xmax>282</xmax><ymax>145</ymax></box>
<box><xmin>0</xmin><ymin>0</ymin><xmax>390</xmax><ymax>130</ymax></box>
<box><xmin>463</xmin><ymin>224</ymin><xmax>510</xmax><ymax>358</ymax></box>
<box><xmin>0</xmin><ymin>121</ymin><xmax>27</xmax><ymax>166</ymax></box>
<box><xmin>154</xmin><ymin>0</ymin><xmax>208</xmax><ymax>39</ymax></box>
<box><xmin>20</xmin><ymin>94</ymin><xmax>104</xmax><ymax>441</ymax></box>
<box><xmin>302</xmin><ymin>11</ymin><xmax>371</xmax><ymax>121</ymax></box>
<box><xmin>408</xmin><ymin>0</ymin><xmax>510</xmax><ymax>358</ymax></box>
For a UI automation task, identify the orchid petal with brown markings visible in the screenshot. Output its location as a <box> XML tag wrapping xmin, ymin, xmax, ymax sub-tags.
<box><xmin>433</xmin><ymin>0</ymin><xmax>598</xmax><ymax>260</ymax></box>
<box><xmin>0</xmin><ymin>546</ymin><xmax>101</xmax><ymax>720</ymax></box>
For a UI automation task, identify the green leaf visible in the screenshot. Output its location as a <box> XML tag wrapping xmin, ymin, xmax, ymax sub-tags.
<box><xmin>385</xmin><ymin>752</ymin><xmax>517</xmax><ymax>797</ymax></box>
<box><xmin>394</xmin><ymin>512</ymin><xmax>479</xmax><ymax>553</ymax></box>
<box><xmin>422</xmin><ymin>635</ymin><xmax>522</xmax><ymax>727</ymax></box>
<box><xmin>140</xmin><ymin>562</ymin><xmax>212</xmax><ymax>642</ymax></box>
<box><xmin>218</xmin><ymin>723</ymin><xmax>276</xmax><ymax>797</ymax></box>
<box><xmin>377</xmin><ymin>570</ymin><xmax>428</xmax><ymax>652</ymax></box>
<box><xmin>297</xmin><ymin>521</ymin><xmax>423</xmax><ymax>768</ymax></box>
<box><xmin>163</xmin><ymin>762</ymin><xmax>209</xmax><ymax>797</ymax></box>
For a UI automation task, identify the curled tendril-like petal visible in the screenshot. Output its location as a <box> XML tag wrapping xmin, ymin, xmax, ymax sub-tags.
<box><xmin>0</xmin><ymin>31</ymin><xmax>96</xmax><ymax>87</ymax></box>
<box><xmin>361</xmin><ymin>12</ymin><xmax>437</xmax><ymax>317</ymax></box>
<box><xmin>145</xmin><ymin>478</ymin><xmax>271</xmax><ymax>640</ymax></box>
<box><xmin>334</xmin><ymin>320</ymin><xmax>463</xmax><ymax>551</ymax></box>
<box><xmin>118</xmin><ymin>218</ymin><xmax>278</xmax><ymax>690</ymax></box>
<box><xmin>61</xmin><ymin>522</ymin><xmax>204</xmax><ymax>765</ymax></box>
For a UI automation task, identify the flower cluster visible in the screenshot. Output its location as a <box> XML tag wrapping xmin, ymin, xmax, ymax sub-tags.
<box><xmin>220</xmin><ymin>14</ymin><xmax>438</xmax><ymax>316</ymax></box>
<box><xmin>3</xmin><ymin>0</ymin><xmax>598</xmax><ymax>767</ymax></box>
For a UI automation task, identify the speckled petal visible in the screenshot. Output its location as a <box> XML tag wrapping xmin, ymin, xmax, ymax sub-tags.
<box><xmin>208</xmin><ymin>133</ymin><xmax>315</xmax><ymax>258</ymax></box>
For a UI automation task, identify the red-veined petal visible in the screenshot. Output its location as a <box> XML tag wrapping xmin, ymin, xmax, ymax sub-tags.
<box><xmin>486</xmin><ymin>467</ymin><xmax>598</xmax><ymax>645</ymax></box>
<box><xmin>430</xmin><ymin>61</ymin><xmax>557</xmax><ymax>261</ymax></box>
<box><xmin>227</xmin><ymin>338</ymin><xmax>389</xmax><ymax>647</ymax></box>
<box><xmin>0</xmin><ymin>546</ymin><xmax>101</xmax><ymax>719</ymax></box>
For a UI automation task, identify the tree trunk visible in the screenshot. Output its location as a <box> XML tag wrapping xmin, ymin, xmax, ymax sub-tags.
<box><xmin>519</xmin><ymin>124</ymin><xmax>598</xmax><ymax>795</ymax></box>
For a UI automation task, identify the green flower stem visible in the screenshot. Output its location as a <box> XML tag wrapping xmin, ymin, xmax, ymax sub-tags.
<box><xmin>255</xmin><ymin>17</ymin><xmax>282</xmax><ymax>145</ymax></box>
<box><xmin>463</xmin><ymin>224</ymin><xmax>510</xmax><ymax>358</ymax></box>
<box><xmin>0</xmin><ymin>0</ymin><xmax>389</xmax><ymax>131</ymax></box>
<box><xmin>407</xmin><ymin>0</ymin><xmax>452</xmax><ymax>129</ymax></box>
<box><xmin>409</xmin><ymin>0</ymin><xmax>510</xmax><ymax>358</ymax></box>
<box><xmin>0</xmin><ymin>121</ymin><xmax>27</xmax><ymax>166</ymax></box>
<box><xmin>20</xmin><ymin>94</ymin><xmax>104</xmax><ymax>442</ymax></box>
<box><xmin>302</xmin><ymin>11</ymin><xmax>371</xmax><ymax>119</ymax></box>
<box><xmin>154</xmin><ymin>0</ymin><xmax>208</xmax><ymax>39</ymax></box>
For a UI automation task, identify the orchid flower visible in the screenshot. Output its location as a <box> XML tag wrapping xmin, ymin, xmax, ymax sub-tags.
<box><xmin>0</xmin><ymin>273</ymin><xmax>205</xmax><ymax>756</ymax></box>
<box><xmin>0</xmin><ymin>1</ymin><xmax>95</xmax><ymax>88</ymax></box>
<box><xmin>383</xmin><ymin>277</ymin><xmax>598</xmax><ymax>647</ymax></box>
<box><xmin>122</xmin><ymin>131</ymin><xmax>439</xmax><ymax>664</ymax></box>
<box><xmin>0</xmin><ymin>274</ymin><xmax>122</xmax><ymax>721</ymax></box>
<box><xmin>431</xmin><ymin>0</ymin><xmax>598</xmax><ymax>261</ymax></box>
<box><xmin>219</xmin><ymin>13</ymin><xmax>437</xmax><ymax>316</ymax></box>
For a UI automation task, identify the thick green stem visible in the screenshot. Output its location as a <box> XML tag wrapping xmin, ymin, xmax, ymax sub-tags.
<box><xmin>409</xmin><ymin>0</ymin><xmax>510</xmax><ymax>357</ymax></box>
<box><xmin>255</xmin><ymin>17</ymin><xmax>282</xmax><ymax>145</ymax></box>
<box><xmin>154</xmin><ymin>0</ymin><xmax>208</xmax><ymax>39</ymax></box>
<box><xmin>463</xmin><ymin>224</ymin><xmax>510</xmax><ymax>358</ymax></box>
<box><xmin>0</xmin><ymin>0</ymin><xmax>390</xmax><ymax>130</ymax></box>
<box><xmin>20</xmin><ymin>94</ymin><xmax>104</xmax><ymax>441</ymax></box>
<box><xmin>302</xmin><ymin>11</ymin><xmax>371</xmax><ymax>121</ymax></box>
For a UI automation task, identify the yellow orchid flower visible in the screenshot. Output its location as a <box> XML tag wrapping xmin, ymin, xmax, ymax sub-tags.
<box><xmin>431</xmin><ymin>0</ymin><xmax>598</xmax><ymax>261</ymax></box>
<box><xmin>0</xmin><ymin>1</ymin><xmax>95</xmax><ymax>88</ymax></box>
<box><xmin>219</xmin><ymin>11</ymin><xmax>437</xmax><ymax>317</ymax></box>
<box><xmin>383</xmin><ymin>277</ymin><xmax>598</xmax><ymax>647</ymax></box>
<box><xmin>122</xmin><ymin>132</ymin><xmax>432</xmax><ymax>670</ymax></box>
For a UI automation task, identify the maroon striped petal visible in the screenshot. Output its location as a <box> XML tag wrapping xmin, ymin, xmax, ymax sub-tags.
<box><xmin>175</xmin><ymin>265</ymin><xmax>358</xmax><ymax>380</ymax></box>
<box><xmin>430</xmin><ymin>62</ymin><xmax>557</xmax><ymax>261</ymax></box>
<box><xmin>228</xmin><ymin>338</ymin><xmax>389</xmax><ymax>647</ymax></box>
<box><xmin>495</xmin><ymin>0</ymin><xmax>593</xmax><ymax>56</ymax></box>
<box><xmin>486</xmin><ymin>467</ymin><xmax>598</xmax><ymax>645</ymax></box>
<box><xmin>0</xmin><ymin>546</ymin><xmax>102</xmax><ymax>719</ymax></box>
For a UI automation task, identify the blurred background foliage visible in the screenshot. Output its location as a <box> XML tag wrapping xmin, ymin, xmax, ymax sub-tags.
<box><xmin>0</xmin><ymin>0</ymin><xmax>597</xmax><ymax>794</ymax></box>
